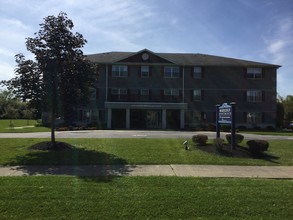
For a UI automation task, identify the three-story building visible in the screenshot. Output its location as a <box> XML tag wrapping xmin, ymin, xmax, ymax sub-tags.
<box><xmin>82</xmin><ymin>49</ymin><xmax>280</xmax><ymax>130</ymax></box>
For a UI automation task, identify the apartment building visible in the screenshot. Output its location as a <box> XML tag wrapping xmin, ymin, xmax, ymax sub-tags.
<box><xmin>82</xmin><ymin>49</ymin><xmax>280</xmax><ymax>130</ymax></box>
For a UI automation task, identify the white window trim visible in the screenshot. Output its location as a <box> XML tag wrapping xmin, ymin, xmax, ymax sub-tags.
<box><xmin>247</xmin><ymin>112</ymin><xmax>262</xmax><ymax>124</ymax></box>
<box><xmin>193</xmin><ymin>66</ymin><xmax>202</xmax><ymax>79</ymax></box>
<box><xmin>193</xmin><ymin>89</ymin><xmax>202</xmax><ymax>101</ymax></box>
<box><xmin>140</xmin><ymin>89</ymin><xmax>149</xmax><ymax>96</ymax></box>
<box><xmin>141</xmin><ymin>66</ymin><xmax>149</xmax><ymax>78</ymax></box>
<box><xmin>112</xmin><ymin>65</ymin><xmax>128</xmax><ymax>77</ymax></box>
<box><xmin>247</xmin><ymin>67</ymin><xmax>262</xmax><ymax>79</ymax></box>
<box><xmin>247</xmin><ymin>90</ymin><xmax>262</xmax><ymax>102</ymax></box>
<box><xmin>164</xmin><ymin>66</ymin><xmax>180</xmax><ymax>78</ymax></box>
<box><xmin>164</xmin><ymin>89</ymin><xmax>179</xmax><ymax>96</ymax></box>
<box><xmin>111</xmin><ymin>88</ymin><xmax>127</xmax><ymax>95</ymax></box>
<box><xmin>89</xmin><ymin>88</ymin><xmax>96</xmax><ymax>100</ymax></box>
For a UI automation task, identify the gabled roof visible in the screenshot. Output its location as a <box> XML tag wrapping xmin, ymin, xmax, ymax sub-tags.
<box><xmin>86</xmin><ymin>49</ymin><xmax>281</xmax><ymax>68</ymax></box>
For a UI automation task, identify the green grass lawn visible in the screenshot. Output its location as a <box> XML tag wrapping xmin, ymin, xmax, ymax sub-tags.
<box><xmin>0</xmin><ymin>176</ymin><xmax>292</xmax><ymax>219</ymax></box>
<box><xmin>0</xmin><ymin>138</ymin><xmax>292</xmax><ymax>166</ymax></box>
<box><xmin>0</xmin><ymin>119</ymin><xmax>50</xmax><ymax>133</ymax></box>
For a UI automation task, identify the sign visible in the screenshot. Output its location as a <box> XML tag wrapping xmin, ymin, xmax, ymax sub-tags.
<box><xmin>218</xmin><ymin>103</ymin><xmax>232</xmax><ymax>124</ymax></box>
<box><xmin>216</xmin><ymin>102</ymin><xmax>236</xmax><ymax>150</ymax></box>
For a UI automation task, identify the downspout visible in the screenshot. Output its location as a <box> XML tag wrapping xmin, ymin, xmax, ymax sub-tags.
<box><xmin>106</xmin><ymin>64</ymin><xmax>108</xmax><ymax>102</ymax></box>
<box><xmin>182</xmin><ymin>66</ymin><xmax>185</xmax><ymax>103</ymax></box>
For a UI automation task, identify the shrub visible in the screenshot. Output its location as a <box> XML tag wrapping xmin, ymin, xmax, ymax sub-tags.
<box><xmin>192</xmin><ymin>134</ymin><xmax>208</xmax><ymax>146</ymax></box>
<box><xmin>213</xmin><ymin>138</ymin><xmax>224</xmax><ymax>151</ymax></box>
<box><xmin>247</xmin><ymin>140</ymin><xmax>269</xmax><ymax>152</ymax></box>
<box><xmin>225</xmin><ymin>134</ymin><xmax>244</xmax><ymax>144</ymax></box>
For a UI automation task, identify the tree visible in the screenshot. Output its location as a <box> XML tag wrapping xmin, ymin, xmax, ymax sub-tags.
<box><xmin>22</xmin><ymin>108</ymin><xmax>35</xmax><ymax>125</ymax></box>
<box><xmin>2</xmin><ymin>105</ymin><xmax>20</xmax><ymax>128</ymax></box>
<box><xmin>276</xmin><ymin>101</ymin><xmax>284</xmax><ymax>128</ymax></box>
<box><xmin>277</xmin><ymin>95</ymin><xmax>293</xmax><ymax>127</ymax></box>
<box><xmin>1</xmin><ymin>54</ymin><xmax>43</xmax><ymax>118</ymax></box>
<box><xmin>0</xmin><ymin>90</ymin><xmax>14</xmax><ymax>116</ymax></box>
<box><xmin>1</xmin><ymin>12</ymin><xmax>98</xmax><ymax>146</ymax></box>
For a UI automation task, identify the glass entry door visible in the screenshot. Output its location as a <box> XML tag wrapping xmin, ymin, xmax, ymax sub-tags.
<box><xmin>146</xmin><ymin>110</ymin><xmax>161</xmax><ymax>129</ymax></box>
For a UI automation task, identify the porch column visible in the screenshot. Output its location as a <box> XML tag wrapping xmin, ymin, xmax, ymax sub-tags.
<box><xmin>107</xmin><ymin>108</ymin><xmax>112</xmax><ymax>129</ymax></box>
<box><xmin>180</xmin><ymin>109</ymin><xmax>185</xmax><ymax>129</ymax></box>
<box><xmin>126</xmin><ymin>108</ymin><xmax>130</xmax><ymax>129</ymax></box>
<box><xmin>162</xmin><ymin>109</ymin><xmax>166</xmax><ymax>129</ymax></box>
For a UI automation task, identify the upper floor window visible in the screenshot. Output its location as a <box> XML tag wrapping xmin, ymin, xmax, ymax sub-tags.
<box><xmin>164</xmin><ymin>89</ymin><xmax>179</xmax><ymax>96</ymax></box>
<box><xmin>193</xmin><ymin>89</ymin><xmax>202</xmax><ymax>101</ymax></box>
<box><xmin>164</xmin><ymin>66</ymin><xmax>179</xmax><ymax>78</ymax></box>
<box><xmin>89</xmin><ymin>88</ymin><xmax>96</xmax><ymax>100</ymax></box>
<box><xmin>247</xmin><ymin>68</ymin><xmax>262</xmax><ymax>79</ymax></box>
<box><xmin>111</xmin><ymin>88</ymin><xmax>127</xmax><ymax>95</ymax></box>
<box><xmin>141</xmin><ymin>66</ymin><xmax>149</xmax><ymax>78</ymax></box>
<box><xmin>140</xmin><ymin>89</ymin><xmax>149</xmax><ymax>96</ymax></box>
<box><xmin>247</xmin><ymin>90</ymin><xmax>262</xmax><ymax>102</ymax></box>
<box><xmin>193</xmin><ymin>66</ymin><xmax>202</xmax><ymax>79</ymax></box>
<box><xmin>112</xmin><ymin>65</ymin><xmax>128</xmax><ymax>77</ymax></box>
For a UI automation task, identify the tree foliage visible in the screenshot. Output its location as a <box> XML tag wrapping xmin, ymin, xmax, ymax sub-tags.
<box><xmin>277</xmin><ymin>95</ymin><xmax>293</xmax><ymax>127</ymax></box>
<box><xmin>1</xmin><ymin>12</ymin><xmax>98</xmax><ymax>123</ymax></box>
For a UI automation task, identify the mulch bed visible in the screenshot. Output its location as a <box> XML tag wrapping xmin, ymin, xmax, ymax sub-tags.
<box><xmin>196</xmin><ymin>144</ymin><xmax>253</xmax><ymax>158</ymax></box>
<box><xmin>29</xmin><ymin>141</ymin><xmax>73</xmax><ymax>151</ymax></box>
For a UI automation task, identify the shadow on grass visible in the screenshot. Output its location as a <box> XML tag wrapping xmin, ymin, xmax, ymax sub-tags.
<box><xmin>4</xmin><ymin>141</ymin><xmax>134</xmax><ymax>182</ymax></box>
<box><xmin>196</xmin><ymin>144</ymin><xmax>280</xmax><ymax>164</ymax></box>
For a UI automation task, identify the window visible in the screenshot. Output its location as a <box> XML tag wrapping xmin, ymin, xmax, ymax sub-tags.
<box><xmin>246</xmin><ymin>112</ymin><xmax>262</xmax><ymax>124</ymax></box>
<box><xmin>247</xmin><ymin>90</ymin><xmax>262</xmax><ymax>102</ymax></box>
<box><xmin>193</xmin><ymin>90</ymin><xmax>202</xmax><ymax>101</ymax></box>
<box><xmin>247</xmin><ymin>68</ymin><xmax>262</xmax><ymax>79</ymax></box>
<box><xmin>89</xmin><ymin>88</ymin><xmax>96</xmax><ymax>100</ymax></box>
<box><xmin>111</xmin><ymin>88</ymin><xmax>127</xmax><ymax>95</ymax></box>
<box><xmin>193</xmin><ymin>111</ymin><xmax>201</xmax><ymax>122</ymax></box>
<box><xmin>193</xmin><ymin>66</ymin><xmax>202</xmax><ymax>79</ymax></box>
<box><xmin>164</xmin><ymin>66</ymin><xmax>180</xmax><ymax>78</ymax></box>
<box><xmin>141</xmin><ymin>66</ymin><xmax>149</xmax><ymax>78</ymax></box>
<box><xmin>140</xmin><ymin>89</ymin><xmax>149</xmax><ymax>96</ymax></box>
<box><xmin>112</xmin><ymin>65</ymin><xmax>128</xmax><ymax>77</ymax></box>
<box><xmin>164</xmin><ymin>89</ymin><xmax>179</xmax><ymax>96</ymax></box>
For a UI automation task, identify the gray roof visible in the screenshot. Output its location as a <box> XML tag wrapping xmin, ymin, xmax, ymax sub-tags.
<box><xmin>86</xmin><ymin>49</ymin><xmax>281</xmax><ymax>68</ymax></box>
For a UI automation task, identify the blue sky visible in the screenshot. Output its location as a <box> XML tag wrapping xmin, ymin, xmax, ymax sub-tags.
<box><xmin>0</xmin><ymin>0</ymin><xmax>292</xmax><ymax>97</ymax></box>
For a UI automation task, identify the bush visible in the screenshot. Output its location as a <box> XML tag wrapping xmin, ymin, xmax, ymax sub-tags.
<box><xmin>192</xmin><ymin>134</ymin><xmax>208</xmax><ymax>146</ymax></box>
<box><xmin>247</xmin><ymin>140</ymin><xmax>269</xmax><ymax>152</ymax></box>
<box><xmin>213</xmin><ymin>138</ymin><xmax>224</xmax><ymax>151</ymax></box>
<box><xmin>225</xmin><ymin>134</ymin><xmax>244</xmax><ymax>144</ymax></box>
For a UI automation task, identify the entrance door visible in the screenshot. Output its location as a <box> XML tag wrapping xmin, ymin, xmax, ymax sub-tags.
<box><xmin>112</xmin><ymin>109</ymin><xmax>126</xmax><ymax>129</ymax></box>
<box><xmin>130</xmin><ymin>110</ymin><xmax>145</xmax><ymax>129</ymax></box>
<box><xmin>146</xmin><ymin>110</ymin><xmax>161</xmax><ymax>129</ymax></box>
<box><xmin>166</xmin><ymin>110</ymin><xmax>180</xmax><ymax>129</ymax></box>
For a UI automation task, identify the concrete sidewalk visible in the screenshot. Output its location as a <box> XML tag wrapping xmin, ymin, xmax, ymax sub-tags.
<box><xmin>1</xmin><ymin>165</ymin><xmax>293</xmax><ymax>179</ymax></box>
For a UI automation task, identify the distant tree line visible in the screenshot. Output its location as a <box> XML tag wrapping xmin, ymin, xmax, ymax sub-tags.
<box><xmin>0</xmin><ymin>89</ymin><xmax>35</xmax><ymax>126</ymax></box>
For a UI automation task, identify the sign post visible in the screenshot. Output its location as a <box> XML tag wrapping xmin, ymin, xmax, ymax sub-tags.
<box><xmin>216</xmin><ymin>102</ymin><xmax>236</xmax><ymax>150</ymax></box>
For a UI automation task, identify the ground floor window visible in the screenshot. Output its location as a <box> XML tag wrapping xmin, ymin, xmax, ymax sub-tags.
<box><xmin>193</xmin><ymin>90</ymin><xmax>202</xmax><ymax>101</ymax></box>
<box><xmin>246</xmin><ymin>112</ymin><xmax>262</xmax><ymax>124</ymax></box>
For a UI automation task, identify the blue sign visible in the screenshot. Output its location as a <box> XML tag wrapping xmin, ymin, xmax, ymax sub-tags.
<box><xmin>218</xmin><ymin>103</ymin><xmax>232</xmax><ymax>124</ymax></box>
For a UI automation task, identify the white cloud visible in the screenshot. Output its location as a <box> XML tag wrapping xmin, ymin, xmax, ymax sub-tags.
<box><xmin>264</xmin><ymin>16</ymin><xmax>293</xmax><ymax>64</ymax></box>
<box><xmin>0</xmin><ymin>61</ymin><xmax>15</xmax><ymax>80</ymax></box>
